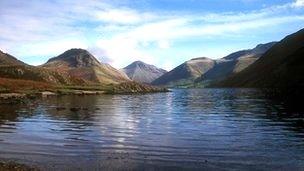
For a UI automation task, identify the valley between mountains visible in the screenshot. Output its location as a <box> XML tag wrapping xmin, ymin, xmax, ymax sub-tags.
<box><xmin>0</xmin><ymin>28</ymin><xmax>304</xmax><ymax>101</ymax></box>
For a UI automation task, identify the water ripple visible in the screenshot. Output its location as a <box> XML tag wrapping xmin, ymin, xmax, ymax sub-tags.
<box><xmin>0</xmin><ymin>89</ymin><xmax>303</xmax><ymax>170</ymax></box>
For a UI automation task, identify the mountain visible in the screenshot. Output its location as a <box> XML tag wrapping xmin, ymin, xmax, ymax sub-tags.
<box><xmin>43</xmin><ymin>49</ymin><xmax>130</xmax><ymax>84</ymax></box>
<box><xmin>0</xmin><ymin>50</ymin><xmax>80</xmax><ymax>85</ymax></box>
<box><xmin>196</xmin><ymin>42</ymin><xmax>276</xmax><ymax>83</ymax></box>
<box><xmin>152</xmin><ymin>57</ymin><xmax>215</xmax><ymax>87</ymax></box>
<box><xmin>215</xmin><ymin>28</ymin><xmax>304</xmax><ymax>88</ymax></box>
<box><xmin>121</xmin><ymin>61</ymin><xmax>167</xmax><ymax>84</ymax></box>
<box><xmin>152</xmin><ymin>42</ymin><xmax>275</xmax><ymax>87</ymax></box>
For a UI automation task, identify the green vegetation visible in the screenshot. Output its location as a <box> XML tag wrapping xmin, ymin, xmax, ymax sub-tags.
<box><xmin>0</xmin><ymin>77</ymin><xmax>167</xmax><ymax>97</ymax></box>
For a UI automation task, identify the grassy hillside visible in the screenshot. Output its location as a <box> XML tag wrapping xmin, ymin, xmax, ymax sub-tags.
<box><xmin>0</xmin><ymin>78</ymin><xmax>53</xmax><ymax>93</ymax></box>
<box><xmin>0</xmin><ymin>65</ymin><xmax>84</xmax><ymax>85</ymax></box>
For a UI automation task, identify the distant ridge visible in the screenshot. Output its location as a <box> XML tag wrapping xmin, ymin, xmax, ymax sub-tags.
<box><xmin>122</xmin><ymin>61</ymin><xmax>167</xmax><ymax>84</ymax></box>
<box><xmin>196</xmin><ymin>42</ymin><xmax>276</xmax><ymax>83</ymax></box>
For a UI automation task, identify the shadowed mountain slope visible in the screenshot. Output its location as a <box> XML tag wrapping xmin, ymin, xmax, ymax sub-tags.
<box><xmin>215</xmin><ymin>28</ymin><xmax>304</xmax><ymax>88</ymax></box>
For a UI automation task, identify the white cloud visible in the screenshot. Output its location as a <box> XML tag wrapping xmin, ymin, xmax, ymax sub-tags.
<box><xmin>94</xmin><ymin>14</ymin><xmax>304</xmax><ymax>69</ymax></box>
<box><xmin>95</xmin><ymin>9</ymin><xmax>155</xmax><ymax>25</ymax></box>
<box><xmin>292</xmin><ymin>0</ymin><xmax>304</xmax><ymax>7</ymax></box>
<box><xmin>0</xmin><ymin>0</ymin><xmax>304</xmax><ymax>70</ymax></box>
<box><xmin>158</xmin><ymin>40</ymin><xmax>170</xmax><ymax>49</ymax></box>
<box><xmin>95</xmin><ymin>37</ymin><xmax>157</xmax><ymax>68</ymax></box>
<box><xmin>162</xmin><ymin>61</ymin><xmax>175</xmax><ymax>71</ymax></box>
<box><xmin>16</xmin><ymin>39</ymin><xmax>88</xmax><ymax>58</ymax></box>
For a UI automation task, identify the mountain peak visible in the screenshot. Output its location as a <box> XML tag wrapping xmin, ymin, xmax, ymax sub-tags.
<box><xmin>122</xmin><ymin>61</ymin><xmax>167</xmax><ymax>84</ymax></box>
<box><xmin>46</xmin><ymin>48</ymin><xmax>101</xmax><ymax>67</ymax></box>
<box><xmin>128</xmin><ymin>60</ymin><xmax>147</xmax><ymax>67</ymax></box>
<box><xmin>133</xmin><ymin>60</ymin><xmax>144</xmax><ymax>64</ymax></box>
<box><xmin>124</xmin><ymin>60</ymin><xmax>161</xmax><ymax>71</ymax></box>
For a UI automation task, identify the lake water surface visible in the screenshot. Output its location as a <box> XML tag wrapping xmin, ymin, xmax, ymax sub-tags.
<box><xmin>0</xmin><ymin>89</ymin><xmax>303</xmax><ymax>170</ymax></box>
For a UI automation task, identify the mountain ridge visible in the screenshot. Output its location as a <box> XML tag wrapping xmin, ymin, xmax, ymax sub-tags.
<box><xmin>214</xmin><ymin>28</ymin><xmax>304</xmax><ymax>88</ymax></box>
<box><xmin>152</xmin><ymin>42</ymin><xmax>275</xmax><ymax>87</ymax></box>
<box><xmin>196</xmin><ymin>42</ymin><xmax>276</xmax><ymax>83</ymax></box>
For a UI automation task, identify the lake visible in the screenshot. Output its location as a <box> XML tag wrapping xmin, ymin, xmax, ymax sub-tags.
<box><xmin>0</xmin><ymin>89</ymin><xmax>303</xmax><ymax>170</ymax></box>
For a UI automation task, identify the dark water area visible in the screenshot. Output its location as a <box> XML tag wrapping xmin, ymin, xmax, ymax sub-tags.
<box><xmin>0</xmin><ymin>89</ymin><xmax>303</xmax><ymax>170</ymax></box>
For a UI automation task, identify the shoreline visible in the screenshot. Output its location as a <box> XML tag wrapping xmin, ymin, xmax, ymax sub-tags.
<box><xmin>0</xmin><ymin>87</ymin><xmax>169</xmax><ymax>105</ymax></box>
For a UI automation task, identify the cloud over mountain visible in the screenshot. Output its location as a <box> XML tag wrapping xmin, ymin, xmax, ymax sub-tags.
<box><xmin>0</xmin><ymin>0</ymin><xmax>303</xmax><ymax>70</ymax></box>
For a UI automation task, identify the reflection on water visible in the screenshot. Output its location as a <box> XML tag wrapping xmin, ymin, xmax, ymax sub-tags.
<box><xmin>0</xmin><ymin>89</ymin><xmax>303</xmax><ymax>170</ymax></box>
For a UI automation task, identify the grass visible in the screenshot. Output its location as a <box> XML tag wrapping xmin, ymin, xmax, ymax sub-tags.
<box><xmin>0</xmin><ymin>78</ymin><xmax>53</xmax><ymax>93</ymax></box>
<box><xmin>0</xmin><ymin>78</ymin><xmax>107</xmax><ymax>93</ymax></box>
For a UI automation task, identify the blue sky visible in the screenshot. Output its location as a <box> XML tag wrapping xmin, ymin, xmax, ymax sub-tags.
<box><xmin>0</xmin><ymin>0</ymin><xmax>304</xmax><ymax>70</ymax></box>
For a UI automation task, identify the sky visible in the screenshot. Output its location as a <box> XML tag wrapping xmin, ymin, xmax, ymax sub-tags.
<box><xmin>0</xmin><ymin>0</ymin><xmax>304</xmax><ymax>70</ymax></box>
